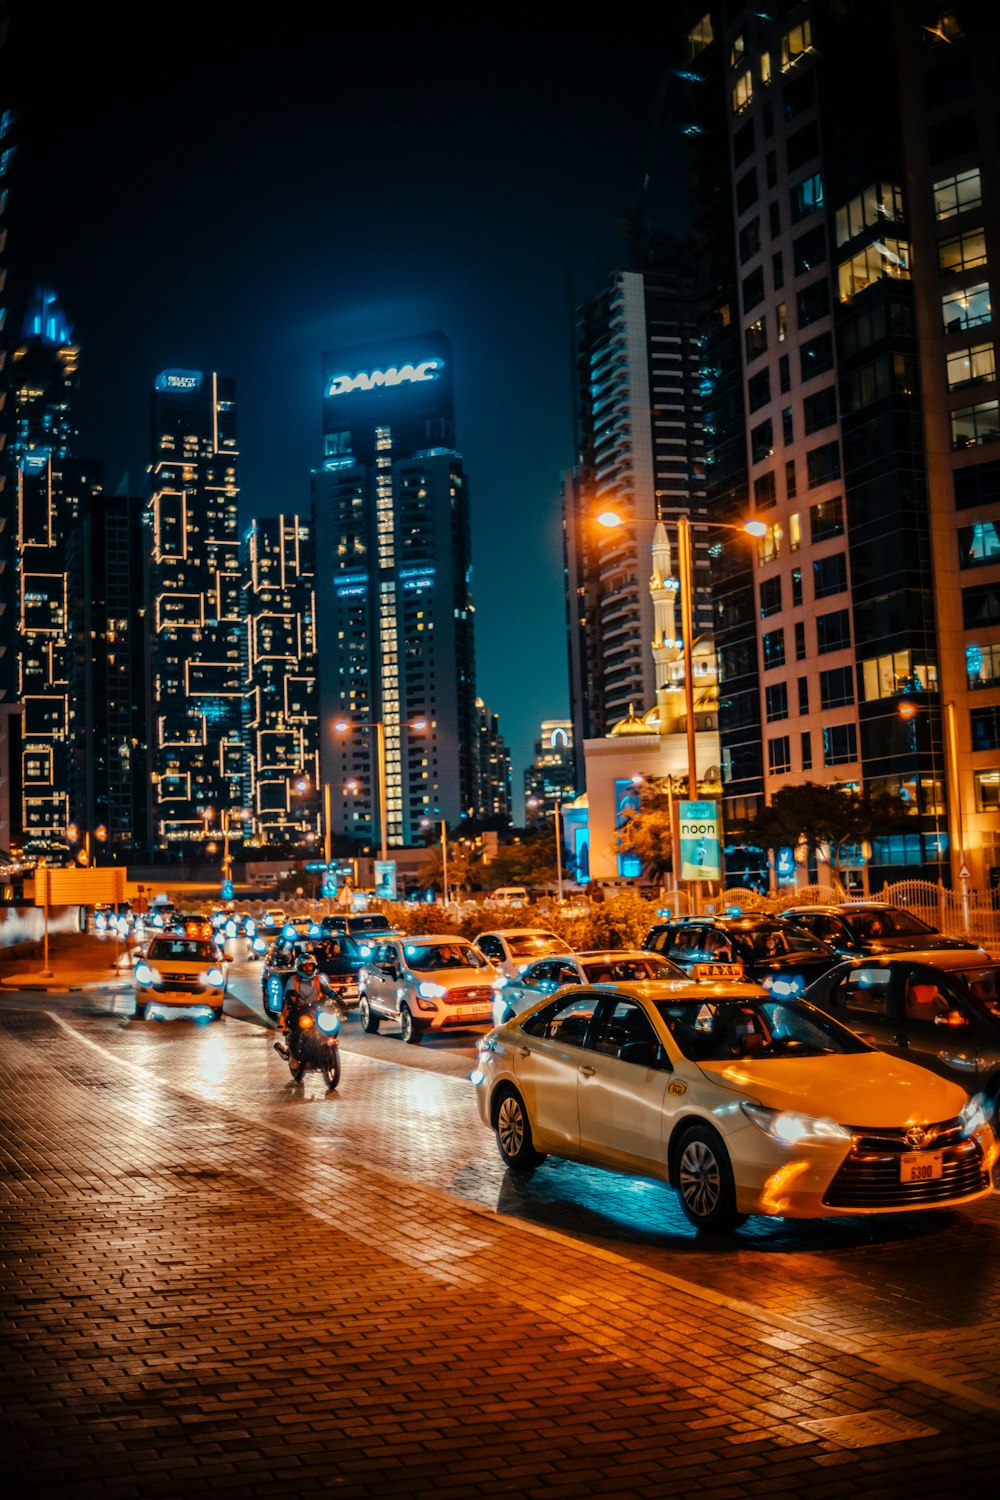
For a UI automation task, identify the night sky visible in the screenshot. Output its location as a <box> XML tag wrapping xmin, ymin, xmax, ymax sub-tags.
<box><xmin>8</xmin><ymin>12</ymin><xmax>689</xmax><ymax>785</ymax></box>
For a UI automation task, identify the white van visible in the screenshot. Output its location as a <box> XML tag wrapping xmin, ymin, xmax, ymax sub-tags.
<box><xmin>492</xmin><ymin>887</ymin><xmax>528</xmax><ymax>907</ymax></box>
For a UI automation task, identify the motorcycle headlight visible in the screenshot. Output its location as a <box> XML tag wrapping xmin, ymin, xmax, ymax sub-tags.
<box><xmin>960</xmin><ymin>1095</ymin><xmax>988</xmax><ymax>1136</ymax></box>
<box><xmin>252</xmin><ymin>937</ymin><xmax>267</xmax><ymax>953</ymax></box>
<box><xmin>203</xmin><ymin>967</ymin><xmax>225</xmax><ymax>987</ymax></box>
<box><xmin>417</xmin><ymin>980</ymin><xmax>447</xmax><ymax>999</ymax></box>
<box><xmin>317</xmin><ymin>1010</ymin><xmax>342</xmax><ymax>1035</ymax></box>
<box><xmin>135</xmin><ymin>963</ymin><xmax>155</xmax><ymax>986</ymax></box>
<box><xmin>740</xmin><ymin>1101</ymin><xmax>850</xmax><ymax>1144</ymax></box>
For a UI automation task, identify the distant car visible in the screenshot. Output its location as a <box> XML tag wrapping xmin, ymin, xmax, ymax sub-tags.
<box><xmin>261</xmin><ymin>933</ymin><xmax>375</xmax><ymax>1016</ymax></box>
<box><xmin>776</xmin><ymin>902</ymin><xmax>983</xmax><ymax>959</ymax></box>
<box><xmin>358</xmin><ymin>934</ymin><xmax>498</xmax><ymax>1044</ymax></box>
<box><xmin>491</xmin><ymin>948</ymin><xmax>686</xmax><ymax>1027</ymax></box>
<box><xmin>319</xmin><ymin>912</ymin><xmax>396</xmax><ymax>938</ymax></box>
<box><xmin>260</xmin><ymin>909</ymin><xmax>287</xmax><ymax>930</ymax></box>
<box><xmin>168</xmin><ymin>912</ymin><xmax>216</xmax><ymax>940</ymax></box>
<box><xmin>643</xmin><ymin>916</ymin><xmax>839</xmax><ymax>996</ymax></box>
<box><xmin>473</xmin><ymin>928</ymin><xmax>574</xmax><ymax>978</ymax></box>
<box><xmin>803</xmin><ymin>950</ymin><xmax>1000</xmax><ymax>1124</ymax></box>
<box><xmin>134</xmin><ymin>936</ymin><xmax>227</xmax><ymax>1021</ymax></box>
<box><xmin>472</xmin><ymin>978</ymin><xmax>995</xmax><ymax>1231</ymax></box>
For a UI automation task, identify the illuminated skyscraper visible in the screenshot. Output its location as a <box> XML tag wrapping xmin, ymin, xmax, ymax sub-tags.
<box><xmin>524</xmin><ymin>720</ymin><xmax>576</xmax><ymax>825</ymax></box>
<box><xmin>313</xmin><ymin>332</ymin><xmax>478</xmax><ymax>849</ymax></box>
<box><xmin>243</xmin><ymin>514</ymin><xmax>319</xmax><ymax>846</ymax></box>
<box><xmin>147</xmin><ymin>370</ymin><xmax>243</xmax><ymax>847</ymax></box>
<box><xmin>473</xmin><ymin>697</ymin><xmax>513</xmax><ymax>827</ymax></box>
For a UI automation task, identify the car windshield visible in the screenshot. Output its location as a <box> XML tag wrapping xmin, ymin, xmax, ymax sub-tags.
<box><xmin>404</xmin><ymin>942</ymin><xmax>485</xmax><ymax>971</ymax></box>
<box><xmin>349</xmin><ymin>915</ymin><xmax>392</xmax><ymax>932</ymax></box>
<box><xmin>505</xmin><ymin>934</ymin><xmax>571</xmax><ymax>958</ymax></box>
<box><xmin>737</xmin><ymin>927</ymin><xmax>828</xmax><ymax>958</ymax></box>
<box><xmin>148</xmin><ymin>939</ymin><xmax>218</xmax><ymax>962</ymax></box>
<box><xmin>306</xmin><ymin>939</ymin><xmax>349</xmax><ymax>963</ymax></box>
<box><xmin>581</xmin><ymin>954</ymin><xmax>680</xmax><ymax>982</ymax></box>
<box><xmin>850</xmin><ymin>908</ymin><xmax>933</xmax><ymax>938</ymax></box>
<box><xmin>952</xmin><ymin>966</ymin><xmax>1000</xmax><ymax>1017</ymax></box>
<box><xmin>654</xmin><ymin>995</ymin><xmax>870</xmax><ymax>1062</ymax></box>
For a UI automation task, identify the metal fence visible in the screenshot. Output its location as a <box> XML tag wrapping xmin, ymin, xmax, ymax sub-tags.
<box><xmin>711</xmin><ymin>878</ymin><xmax>1000</xmax><ymax>948</ymax></box>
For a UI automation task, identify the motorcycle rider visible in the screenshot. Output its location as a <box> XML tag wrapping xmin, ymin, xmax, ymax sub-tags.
<box><xmin>274</xmin><ymin>950</ymin><xmax>345</xmax><ymax>1065</ymax></box>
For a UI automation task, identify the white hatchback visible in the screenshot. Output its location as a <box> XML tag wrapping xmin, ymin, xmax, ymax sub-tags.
<box><xmin>358</xmin><ymin>934</ymin><xmax>497</xmax><ymax>1044</ymax></box>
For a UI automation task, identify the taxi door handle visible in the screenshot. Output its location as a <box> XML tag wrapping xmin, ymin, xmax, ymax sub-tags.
<box><xmin>578</xmin><ymin>1064</ymin><xmax>596</xmax><ymax>1077</ymax></box>
<box><xmin>517</xmin><ymin>1046</ymin><xmax>530</xmax><ymax>1059</ymax></box>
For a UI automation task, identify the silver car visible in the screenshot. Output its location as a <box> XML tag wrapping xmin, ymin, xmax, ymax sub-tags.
<box><xmin>491</xmin><ymin>948</ymin><xmax>686</xmax><ymax>1027</ymax></box>
<box><xmin>358</xmin><ymin>933</ymin><xmax>498</xmax><ymax>1044</ymax></box>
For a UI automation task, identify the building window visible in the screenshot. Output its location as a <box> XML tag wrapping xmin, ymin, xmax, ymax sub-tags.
<box><xmin>729</xmin><ymin>33</ymin><xmax>745</xmax><ymax>66</ymax></box>
<box><xmin>810</xmin><ymin>497</ymin><xmax>844</xmax><ymax>542</ymax></box>
<box><xmin>751</xmin><ymin>418</ymin><xmax>775</xmax><ymax>462</ymax></box>
<box><xmin>768</xmin><ymin>734</ymin><xmax>792</xmax><ymax>774</ymax></box>
<box><xmin>801</xmin><ymin>731</ymin><xmax>813</xmax><ymax>769</ymax></box>
<box><xmin>813</xmin><ymin>552</ymin><xmax>848</xmax><ymax>599</ymax></box>
<box><xmin>742</xmin><ymin>266</ymin><xmax>766</xmax><ymax>312</ymax></box>
<box><xmin>817</xmin><ymin>608</ymin><xmax>851</xmax><ymax>654</ymax></box>
<box><xmin>790</xmin><ymin>172</ymin><xmax>824</xmax><ymax>224</ymax></box>
<box><xmin>757</xmin><ymin>521</ymin><xmax>782</xmax><ymax>564</ymax></box>
<box><xmin>761</xmin><ymin>52</ymin><xmax>772</xmax><ymax>89</ymax></box>
<box><xmin>754</xmin><ymin>469</ymin><xmax>776</xmax><ymax>507</ymax></box>
<box><xmin>782</xmin><ymin>407</ymin><xmax>794</xmax><ymax>445</ymax></box>
<box><xmin>795</xmin><ymin>621</ymin><xmax>806</xmax><ymax>660</ymax></box>
<box><xmin>933</xmin><ymin>167</ymin><xmax>982</xmax><ymax>220</ymax></box>
<box><xmin>955</xmin><ymin>458</ymin><xmax>1000</xmax><ymax>510</ymax></box>
<box><xmin>737</xmin><ymin>168</ymin><xmax>759</xmax><ymax>214</ymax></box>
<box><xmin>963</xmin><ymin>582</ymin><xmax>1000</xmax><ymax>628</ymax></box>
<box><xmin>951</xmin><ymin>400</ymin><xmax>1000</xmax><ymax>450</ymax></box>
<box><xmin>786</xmin><ymin>120</ymin><xmax>819</xmax><ymax>172</ymax></box>
<box><xmin>765</xmin><ymin>150</ymin><xmax>778</xmax><ymax>188</ymax></box>
<box><xmin>781</xmin><ymin>19</ymin><xmax>813</xmax><ymax>71</ymax></box>
<box><xmin>766</xmin><ymin>682</ymin><xmax>788</xmax><ymax>721</ymax></box>
<box><xmin>860</xmin><ymin>651</ymin><xmax>936</xmax><ymax>701</ymax></box>
<box><xmin>942</xmin><ymin>282</ymin><xmax>991</xmax><ymax>332</ymax></box>
<box><xmin>803</xmin><ymin>385</ymin><xmax>838</xmax><ymax>434</ymax></box>
<box><xmin>794</xmin><ymin>224</ymin><xmax>827</xmax><ymax>275</ymax></box>
<box><xmin>968</xmin><ymin>642</ymin><xmax>1000</xmax><ymax>690</ymax></box>
<box><xmin>760</xmin><ymin>576</ymin><xmax>783</xmax><ymax>617</ymax></box>
<box><xmin>791</xmin><ymin>567</ymin><xmax>803</xmax><ymax>606</ymax></box>
<box><xmin>820</xmin><ymin>665</ymin><xmax>855</xmax><ymax>709</ymax></box>
<box><xmin>834</xmin><ymin>183</ymin><xmax>905</xmax><ymax>247</ymax></box>
<box><xmin>779</xmin><ymin>353</ymin><xmax>790</xmax><ymax>392</ymax></box>
<box><xmin>732</xmin><ymin>71</ymin><xmax>753</xmax><ymax>114</ymax></box>
<box><xmin>971</xmin><ymin>705</ymin><xmax>1000</xmax><ymax>752</ymax></box>
<box><xmin>789</xmin><ymin>512</ymin><xmax>801</xmax><ymax>551</ymax></box>
<box><xmin>734</xmin><ymin>118</ymin><xmax>756</xmax><ymax>168</ymax></box>
<box><xmin>947</xmin><ymin>342</ymin><xmax>995</xmax><ymax>389</ymax></box>
<box><xmin>785</xmin><ymin>458</ymin><xmax>797</xmax><ymax>499</ymax></box>
<box><xmin>838</xmin><ymin>240</ymin><xmax>911</xmax><ymax>300</ymax></box>
<box><xmin>739</xmin><ymin>216</ymin><xmax>761</xmax><ymax>263</ymax></box>
<box><xmin>745</xmin><ymin>316</ymin><xmax>767</xmax><ymax>361</ymax></box>
<box><xmin>824</xmin><ymin>723</ymin><xmax>858</xmax><ymax>766</ymax></box>
<box><xmin>974</xmin><ymin>770</ymin><xmax>1000</xmax><ymax>812</ymax></box>
<box><xmin>798</xmin><ymin>676</ymin><xmax>809</xmax><ymax>714</ymax></box>
<box><xmin>959</xmin><ymin>522</ymin><xmax>1000</xmax><ymax>568</ymax></box>
<box><xmin>763</xmin><ymin>628</ymin><xmax>786</xmax><ymax>669</ymax></box>
<box><xmin>797</xmin><ymin>279</ymin><xmax>830</xmax><ymax>328</ymax></box>
<box><xmin>687</xmin><ymin>14</ymin><xmax>713</xmax><ymax>59</ymax></box>
<box><xmin>776</xmin><ymin>302</ymin><xmax>788</xmax><ymax>341</ymax></box>
<box><xmin>807</xmin><ymin>441</ymin><xmax>841</xmax><ymax>488</ymax></box>
<box><xmin>749</xmin><ymin>373</ymin><xmax>773</xmax><ymax>417</ymax></box>
<box><xmin>801</xmin><ymin>331</ymin><xmax>834</xmax><ymax>380</ymax></box>
<box><xmin>939</xmin><ymin>227</ymin><xmax>988</xmax><ymax>276</ymax></box>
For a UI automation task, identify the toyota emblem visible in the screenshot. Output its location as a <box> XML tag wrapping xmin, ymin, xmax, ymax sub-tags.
<box><xmin>905</xmin><ymin>1127</ymin><xmax>927</xmax><ymax>1149</ymax></box>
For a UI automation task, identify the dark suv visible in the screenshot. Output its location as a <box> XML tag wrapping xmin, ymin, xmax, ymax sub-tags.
<box><xmin>643</xmin><ymin>915</ymin><xmax>839</xmax><ymax>995</ymax></box>
<box><xmin>775</xmin><ymin>903</ymin><xmax>982</xmax><ymax>959</ymax></box>
<box><xmin>261</xmin><ymin>933</ymin><xmax>380</xmax><ymax>1015</ymax></box>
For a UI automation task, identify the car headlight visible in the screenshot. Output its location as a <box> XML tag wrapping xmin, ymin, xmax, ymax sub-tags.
<box><xmin>491</xmin><ymin>975</ymin><xmax>509</xmax><ymax>992</ymax></box>
<box><xmin>316</xmin><ymin>1010</ymin><xmax>342</xmax><ymax>1035</ymax></box>
<box><xmin>135</xmin><ymin>963</ymin><xmax>155</xmax><ymax>986</ymax></box>
<box><xmin>417</xmin><ymin>980</ymin><xmax>447</xmax><ymax>999</ymax></box>
<box><xmin>252</xmin><ymin>937</ymin><xmax>267</xmax><ymax>953</ymax></box>
<box><xmin>203</xmin><ymin>967</ymin><xmax>225</xmax><ymax>987</ymax></box>
<box><xmin>960</xmin><ymin>1095</ymin><xmax>989</xmax><ymax>1136</ymax></box>
<box><xmin>740</xmin><ymin>1101</ymin><xmax>851</xmax><ymax>1144</ymax></box>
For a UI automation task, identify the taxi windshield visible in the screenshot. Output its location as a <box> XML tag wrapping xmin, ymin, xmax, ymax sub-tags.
<box><xmin>506</xmin><ymin>934</ymin><xmax>571</xmax><ymax>958</ymax></box>
<box><xmin>405</xmin><ymin>943</ymin><xmax>485</xmax><ymax>971</ymax></box>
<box><xmin>654</xmin><ymin>996</ymin><xmax>870</xmax><ymax>1062</ymax></box>
<box><xmin>952</xmin><ymin>966</ymin><xmax>1000</xmax><ymax>1017</ymax></box>
<box><xmin>148</xmin><ymin>938</ymin><xmax>219</xmax><ymax>962</ymax></box>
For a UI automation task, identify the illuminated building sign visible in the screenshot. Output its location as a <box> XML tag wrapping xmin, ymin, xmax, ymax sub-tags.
<box><xmin>325</xmin><ymin>359</ymin><xmax>443</xmax><ymax>398</ymax></box>
<box><xmin>155</xmin><ymin>370</ymin><xmax>203</xmax><ymax>392</ymax></box>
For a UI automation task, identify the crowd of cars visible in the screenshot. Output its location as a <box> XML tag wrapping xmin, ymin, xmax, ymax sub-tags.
<box><xmin>116</xmin><ymin>892</ymin><xmax>1000</xmax><ymax>1233</ymax></box>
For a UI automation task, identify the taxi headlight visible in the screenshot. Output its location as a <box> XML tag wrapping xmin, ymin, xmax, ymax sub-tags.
<box><xmin>417</xmin><ymin>980</ymin><xmax>447</xmax><ymax>999</ymax></box>
<box><xmin>960</xmin><ymin>1095</ymin><xmax>988</xmax><ymax>1136</ymax></box>
<box><xmin>491</xmin><ymin>975</ymin><xmax>509</xmax><ymax>992</ymax></box>
<box><xmin>135</xmin><ymin>963</ymin><xmax>156</xmax><ymax>986</ymax></box>
<box><xmin>316</xmin><ymin>1010</ymin><xmax>342</xmax><ymax>1036</ymax></box>
<box><xmin>741</xmin><ymin>1101</ymin><xmax>850</xmax><ymax>1144</ymax></box>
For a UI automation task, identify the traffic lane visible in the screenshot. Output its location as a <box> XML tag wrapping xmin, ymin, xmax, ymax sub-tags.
<box><xmin>28</xmin><ymin>990</ymin><xmax>1000</xmax><ymax>1397</ymax></box>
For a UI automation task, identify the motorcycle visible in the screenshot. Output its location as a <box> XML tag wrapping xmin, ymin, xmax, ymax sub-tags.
<box><xmin>273</xmin><ymin>995</ymin><xmax>346</xmax><ymax>1090</ymax></box>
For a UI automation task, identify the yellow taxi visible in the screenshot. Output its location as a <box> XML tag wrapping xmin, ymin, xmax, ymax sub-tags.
<box><xmin>471</xmin><ymin>978</ymin><xmax>996</xmax><ymax>1232</ymax></box>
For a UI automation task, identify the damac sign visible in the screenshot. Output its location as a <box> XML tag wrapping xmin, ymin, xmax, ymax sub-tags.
<box><xmin>325</xmin><ymin>359</ymin><xmax>443</xmax><ymax>398</ymax></box>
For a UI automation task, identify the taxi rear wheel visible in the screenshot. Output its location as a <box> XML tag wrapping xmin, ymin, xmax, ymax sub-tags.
<box><xmin>675</xmin><ymin>1125</ymin><xmax>744</xmax><ymax>1233</ymax></box>
<box><xmin>494</xmin><ymin>1087</ymin><xmax>545</xmax><ymax>1171</ymax></box>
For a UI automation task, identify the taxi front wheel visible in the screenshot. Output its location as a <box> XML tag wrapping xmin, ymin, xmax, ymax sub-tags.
<box><xmin>494</xmin><ymin>1086</ymin><xmax>546</xmax><ymax>1171</ymax></box>
<box><xmin>675</xmin><ymin>1125</ymin><xmax>745</xmax><ymax>1233</ymax></box>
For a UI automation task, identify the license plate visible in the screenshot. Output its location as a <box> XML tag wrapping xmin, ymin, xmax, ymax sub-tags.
<box><xmin>900</xmin><ymin>1151</ymin><xmax>943</xmax><ymax>1183</ymax></box>
<box><xmin>455</xmin><ymin>1004</ymin><xmax>490</xmax><ymax>1017</ymax></box>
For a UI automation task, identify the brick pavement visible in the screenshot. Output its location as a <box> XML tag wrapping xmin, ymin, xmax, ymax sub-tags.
<box><xmin>1</xmin><ymin>1003</ymin><xmax>999</xmax><ymax>1497</ymax></box>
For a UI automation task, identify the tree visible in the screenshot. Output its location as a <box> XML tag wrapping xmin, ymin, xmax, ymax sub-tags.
<box><xmin>751</xmin><ymin>782</ymin><xmax>910</xmax><ymax>876</ymax></box>
<box><xmin>614</xmin><ymin>776</ymin><xmax>681</xmax><ymax>882</ymax></box>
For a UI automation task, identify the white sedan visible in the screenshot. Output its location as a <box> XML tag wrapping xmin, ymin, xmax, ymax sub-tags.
<box><xmin>472</xmin><ymin>979</ymin><xmax>997</xmax><ymax>1232</ymax></box>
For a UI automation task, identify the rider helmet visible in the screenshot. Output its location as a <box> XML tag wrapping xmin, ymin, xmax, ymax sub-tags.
<box><xmin>297</xmin><ymin>953</ymin><xmax>318</xmax><ymax>976</ymax></box>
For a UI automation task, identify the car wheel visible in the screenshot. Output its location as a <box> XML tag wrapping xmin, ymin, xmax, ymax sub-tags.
<box><xmin>674</xmin><ymin>1125</ymin><xmax>745</xmax><ymax>1233</ymax></box>
<box><xmin>494</xmin><ymin>1087</ymin><xmax>545</xmax><ymax>1170</ymax></box>
<box><xmin>212</xmin><ymin>1007</ymin><xmax>225</xmax><ymax>1022</ymax></box>
<box><xmin>399</xmin><ymin>1005</ymin><xmax>423</xmax><ymax>1045</ymax></box>
<box><xmin>359</xmin><ymin>996</ymin><xmax>380</xmax><ymax>1034</ymax></box>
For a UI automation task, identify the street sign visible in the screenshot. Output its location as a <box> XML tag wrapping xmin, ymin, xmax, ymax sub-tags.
<box><xmin>959</xmin><ymin>863</ymin><xmax>971</xmax><ymax>880</ymax></box>
<box><xmin>374</xmin><ymin>860</ymin><xmax>397</xmax><ymax>900</ymax></box>
<box><xmin>304</xmin><ymin>861</ymin><xmax>328</xmax><ymax>873</ymax></box>
<box><xmin>679</xmin><ymin>801</ymin><xmax>721</xmax><ymax>882</ymax></box>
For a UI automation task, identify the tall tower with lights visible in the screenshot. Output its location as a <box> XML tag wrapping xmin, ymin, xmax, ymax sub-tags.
<box><xmin>147</xmin><ymin>370</ymin><xmax>244</xmax><ymax>848</ymax></box>
<box><xmin>312</xmin><ymin>332</ymin><xmax>478</xmax><ymax>850</ymax></box>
